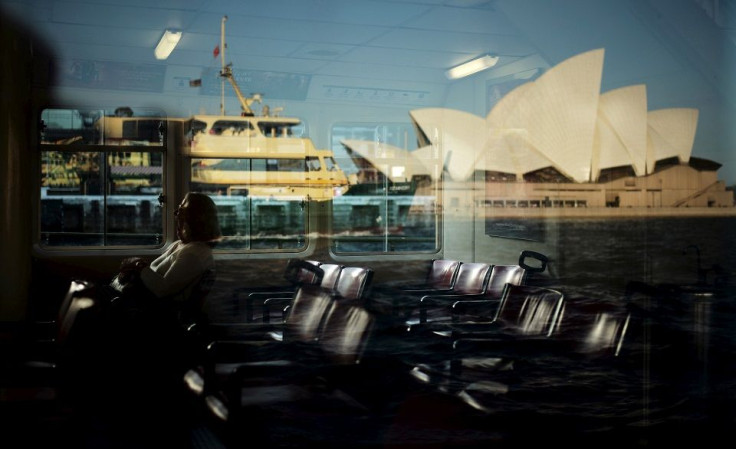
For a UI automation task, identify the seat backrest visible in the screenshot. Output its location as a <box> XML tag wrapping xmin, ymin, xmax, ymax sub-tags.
<box><xmin>283</xmin><ymin>259</ymin><xmax>323</xmax><ymax>286</ymax></box>
<box><xmin>494</xmin><ymin>284</ymin><xmax>565</xmax><ymax>337</ymax></box>
<box><xmin>564</xmin><ymin>302</ymin><xmax>632</xmax><ymax>358</ymax></box>
<box><xmin>426</xmin><ymin>259</ymin><xmax>462</xmax><ymax>290</ymax></box>
<box><xmin>578</xmin><ymin>310</ymin><xmax>630</xmax><ymax>357</ymax></box>
<box><xmin>318</xmin><ymin>301</ymin><xmax>374</xmax><ymax>365</ymax></box>
<box><xmin>57</xmin><ymin>294</ymin><xmax>98</xmax><ymax>349</ymax></box>
<box><xmin>332</xmin><ymin>266</ymin><xmax>374</xmax><ymax>301</ymax></box>
<box><xmin>319</xmin><ymin>264</ymin><xmax>344</xmax><ymax>290</ymax></box>
<box><xmin>282</xmin><ymin>285</ymin><xmax>335</xmax><ymax>344</ymax></box>
<box><xmin>482</xmin><ymin>265</ymin><xmax>526</xmax><ymax>299</ymax></box>
<box><xmin>57</xmin><ymin>280</ymin><xmax>92</xmax><ymax>325</ymax></box>
<box><xmin>451</xmin><ymin>263</ymin><xmax>492</xmax><ymax>295</ymax></box>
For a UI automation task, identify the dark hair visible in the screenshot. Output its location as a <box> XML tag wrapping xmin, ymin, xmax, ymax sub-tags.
<box><xmin>183</xmin><ymin>192</ymin><xmax>221</xmax><ymax>243</ymax></box>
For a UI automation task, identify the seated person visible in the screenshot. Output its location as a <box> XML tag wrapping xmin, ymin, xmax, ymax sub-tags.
<box><xmin>99</xmin><ymin>193</ymin><xmax>221</xmax><ymax>399</ymax></box>
<box><xmin>112</xmin><ymin>192</ymin><xmax>221</xmax><ymax>307</ymax></box>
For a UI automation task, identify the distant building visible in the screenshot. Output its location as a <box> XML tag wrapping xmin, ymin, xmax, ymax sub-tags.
<box><xmin>484</xmin><ymin>158</ymin><xmax>732</xmax><ymax>209</ymax></box>
<box><xmin>344</xmin><ymin>48</ymin><xmax>733</xmax><ymax>210</ymax></box>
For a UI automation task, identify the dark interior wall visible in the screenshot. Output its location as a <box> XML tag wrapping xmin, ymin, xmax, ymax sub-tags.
<box><xmin>1</xmin><ymin>14</ymin><xmax>35</xmax><ymax>322</ymax></box>
<box><xmin>0</xmin><ymin>10</ymin><xmax>57</xmax><ymax>322</ymax></box>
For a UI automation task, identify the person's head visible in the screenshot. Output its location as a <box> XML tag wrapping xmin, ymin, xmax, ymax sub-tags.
<box><xmin>175</xmin><ymin>192</ymin><xmax>221</xmax><ymax>244</ymax></box>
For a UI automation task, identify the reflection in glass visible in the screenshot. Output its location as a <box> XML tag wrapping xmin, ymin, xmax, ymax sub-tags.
<box><xmin>189</xmin><ymin>159</ymin><xmax>307</xmax><ymax>251</ymax></box>
<box><xmin>41</xmin><ymin>108</ymin><xmax>166</xmax><ymax>146</ymax></box>
<box><xmin>330</xmin><ymin>122</ymin><xmax>437</xmax><ymax>254</ymax></box>
<box><xmin>332</xmin><ymin>190</ymin><xmax>438</xmax><ymax>253</ymax></box>
<box><xmin>40</xmin><ymin>150</ymin><xmax>163</xmax><ymax>247</ymax></box>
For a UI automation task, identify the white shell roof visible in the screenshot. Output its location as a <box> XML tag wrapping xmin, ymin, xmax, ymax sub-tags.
<box><xmin>517</xmin><ymin>48</ymin><xmax>604</xmax><ymax>183</ymax></box>
<box><xmin>483</xmin><ymin>82</ymin><xmax>553</xmax><ymax>178</ymax></box>
<box><xmin>592</xmin><ymin>84</ymin><xmax>649</xmax><ymax>179</ymax></box>
<box><xmin>647</xmin><ymin>108</ymin><xmax>699</xmax><ymax>172</ymax></box>
<box><xmin>345</xmin><ymin>49</ymin><xmax>698</xmax><ymax>184</ymax></box>
<box><xmin>340</xmin><ymin>140</ymin><xmax>440</xmax><ymax>183</ymax></box>
<box><xmin>407</xmin><ymin>108</ymin><xmax>486</xmax><ymax>181</ymax></box>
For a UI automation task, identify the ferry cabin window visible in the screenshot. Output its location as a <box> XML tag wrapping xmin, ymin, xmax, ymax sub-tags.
<box><xmin>209</xmin><ymin>120</ymin><xmax>254</xmax><ymax>136</ymax></box>
<box><xmin>306</xmin><ymin>157</ymin><xmax>321</xmax><ymax>172</ymax></box>
<box><xmin>190</xmin><ymin>120</ymin><xmax>207</xmax><ymax>136</ymax></box>
<box><xmin>324</xmin><ymin>156</ymin><xmax>338</xmax><ymax>172</ymax></box>
<box><xmin>249</xmin><ymin>158</ymin><xmax>306</xmax><ymax>172</ymax></box>
<box><xmin>258</xmin><ymin>122</ymin><xmax>305</xmax><ymax>138</ymax></box>
<box><xmin>330</xmin><ymin>122</ymin><xmax>439</xmax><ymax>254</ymax></box>
<box><xmin>39</xmin><ymin>108</ymin><xmax>165</xmax><ymax>247</ymax></box>
<box><xmin>189</xmin><ymin>157</ymin><xmax>307</xmax><ymax>252</ymax></box>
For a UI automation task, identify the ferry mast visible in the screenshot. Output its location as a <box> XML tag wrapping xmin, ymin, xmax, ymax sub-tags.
<box><xmin>219</xmin><ymin>15</ymin><xmax>260</xmax><ymax>116</ymax></box>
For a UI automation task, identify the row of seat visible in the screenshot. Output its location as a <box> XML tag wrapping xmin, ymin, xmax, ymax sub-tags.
<box><xmin>174</xmin><ymin>251</ymin><xmax>654</xmax><ymax>448</ymax></box>
<box><xmin>231</xmin><ymin>259</ymin><xmax>374</xmax><ymax>324</ymax></box>
<box><xmin>3</xmin><ymin>253</ymin><xmax>650</xmax><ymax>448</ymax></box>
<box><xmin>183</xmin><ymin>253</ymin><xmax>548</xmax><ymax>391</ymax></box>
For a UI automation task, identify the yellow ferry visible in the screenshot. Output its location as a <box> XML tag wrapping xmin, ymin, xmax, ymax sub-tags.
<box><xmin>185</xmin><ymin>15</ymin><xmax>352</xmax><ymax>200</ymax></box>
<box><xmin>186</xmin><ymin>111</ymin><xmax>351</xmax><ymax>200</ymax></box>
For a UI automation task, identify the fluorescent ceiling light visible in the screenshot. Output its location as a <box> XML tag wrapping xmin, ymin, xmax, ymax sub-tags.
<box><xmin>446</xmin><ymin>54</ymin><xmax>499</xmax><ymax>80</ymax></box>
<box><xmin>154</xmin><ymin>29</ymin><xmax>181</xmax><ymax>60</ymax></box>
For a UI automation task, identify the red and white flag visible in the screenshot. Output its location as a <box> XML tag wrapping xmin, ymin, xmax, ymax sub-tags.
<box><xmin>213</xmin><ymin>45</ymin><xmax>220</xmax><ymax>58</ymax></box>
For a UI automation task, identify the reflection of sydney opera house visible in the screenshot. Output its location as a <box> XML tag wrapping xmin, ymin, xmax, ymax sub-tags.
<box><xmin>344</xmin><ymin>48</ymin><xmax>734</xmax><ymax>209</ymax></box>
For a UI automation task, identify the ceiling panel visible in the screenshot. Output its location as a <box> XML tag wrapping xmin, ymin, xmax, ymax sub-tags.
<box><xmin>403</xmin><ymin>4</ymin><xmax>519</xmax><ymax>34</ymax></box>
<box><xmin>51</xmin><ymin>2</ymin><xmax>196</xmax><ymax>30</ymax></box>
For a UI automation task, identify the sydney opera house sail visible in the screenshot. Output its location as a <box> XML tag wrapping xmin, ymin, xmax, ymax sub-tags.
<box><xmin>342</xmin><ymin>48</ymin><xmax>732</xmax><ymax>210</ymax></box>
<box><xmin>407</xmin><ymin>108</ymin><xmax>486</xmax><ymax>182</ymax></box>
<box><xmin>592</xmin><ymin>84</ymin><xmax>648</xmax><ymax>180</ymax></box>
<box><xmin>647</xmin><ymin>108</ymin><xmax>699</xmax><ymax>172</ymax></box>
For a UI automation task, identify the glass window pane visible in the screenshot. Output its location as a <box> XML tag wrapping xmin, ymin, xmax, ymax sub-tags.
<box><xmin>41</xmin><ymin>109</ymin><xmax>102</xmax><ymax>145</ymax></box>
<box><xmin>330</xmin><ymin>122</ymin><xmax>438</xmax><ymax>254</ymax></box>
<box><xmin>41</xmin><ymin>108</ymin><xmax>166</xmax><ymax>146</ymax></box>
<box><xmin>190</xmin><ymin>158</ymin><xmax>307</xmax><ymax>251</ymax></box>
<box><xmin>332</xmin><ymin>193</ymin><xmax>438</xmax><ymax>253</ymax></box>
<box><xmin>40</xmin><ymin>150</ymin><xmax>164</xmax><ymax>247</ymax></box>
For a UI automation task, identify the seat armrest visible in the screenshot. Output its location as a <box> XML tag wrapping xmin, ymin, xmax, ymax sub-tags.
<box><xmin>401</xmin><ymin>287</ymin><xmax>453</xmax><ymax>295</ymax></box>
<box><xmin>205</xmin><ymin>339</ymin><xmax>285</xmax><ymax>362</ymax></box>
<box><xmin>442</xmin><ymin>322</ymin><xmax>505</xmax><ymax>338</ymax></box>
<box><xmin>204</xmin><ymin>322</ymin><xmax>281</xmax><ymax>341</ymax></box>
<box><xmin>262</xmin><ymin>296</ymin><xmax>294</xmax><ymax>323</ymax></box>
<box><xmin>452</xmin><ymin>335</ymin><xmax>557</xmax><ymax>357</ymax></box>
<box><xmin>450</xmin><ymin>299</ymin><xmax>499</xmax><ymax>322</ymax></box>
<box><xmin>417</xmin><ymin>294</ymin><xmax>483</xmax><ymax>323</ymax></box>
<box><xmin>232</xmin><ymin>286</ymin><xmax>293</xmax><ymax>321</ymax></box>
<box><xmin>390</xmin><ymin>289</ymin><xmax>455</xmax><ymax>315</ymax></box>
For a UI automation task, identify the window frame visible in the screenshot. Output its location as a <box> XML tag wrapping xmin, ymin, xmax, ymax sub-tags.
<box><xmin>328</xmin><ymin>121</ymin><xmax>441</xmax><ymax>256</ymax></box>
<box><xmin>187</xmin><ymin>156</ymin><xmax>311</xmax><ymax>254</ymax></box>
<box><xmin>36</xmin><ymin>108</ymin><xmax>170</xmax><ymax>250</ymax></box>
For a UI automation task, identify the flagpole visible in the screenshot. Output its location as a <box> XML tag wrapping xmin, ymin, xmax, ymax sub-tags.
<box><xmin>220</xmin><ymin>15</ymin><xmax>227</xmax><ymax>115</ymax></box>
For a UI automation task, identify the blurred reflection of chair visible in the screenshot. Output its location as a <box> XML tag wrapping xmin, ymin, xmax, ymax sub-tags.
<box><xmin>451</xmin><ymin>304</ymin><xmax>636</xmax><ymax>445</ymax></box>
<box><xmin>413</xmin><ymin>264</ymin><xmax>527</xmax><ymax>327</ymax></box>
<box><xmin>1</xmin><ymin>280</ymin><xmax>102</xmax><ymax>407</ymax></box>
<box><xmin>403</xmin><ymin>284</ymin><xmax>565</xmax><ymax>370</ymax></box>
<box><xmin>244</xmin><ymin>260</ymin><xmax>323</xmax><ymax>321</ymax></box>
<box><xmin>200</xmin><ymin>298</ymin><xmax>376</xmax><ymax>448</ymax></box>
<box><xmin>391</xmin><ymin>301</ymin><xmax>639</xmax><ymax>448</ymax></box>
<box><xmin>370</xmin><ymin>259</ymin><xmax>461</xmax><ymax>313</ymax></box>
<box><xmin>184</xmin><ymin>285</ymin><xmax>338</xmax><ymax>401</ymax></box>
<box><xmin>258</xmin><ymin>263</ymin><xmax>346</xmax><ymax>324</ymax></box>
<box><xmin>232</xmin><ymin>259</ymin><xmax>323</xmax><ymax>322</ymax></box>
<box><xmin>396</xmin><ymin>262</ymin><xmax>492</xmax><ymax>326</ymax></box>
<box><xmin>385</xmin><ymin>259</ymin><xmax>462</xmax><ymax>293</ymax></box>
<box><xmin>331</xmin><ymin>265</ymin><xmax>374</xmax><ymax>301</ymax></box>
